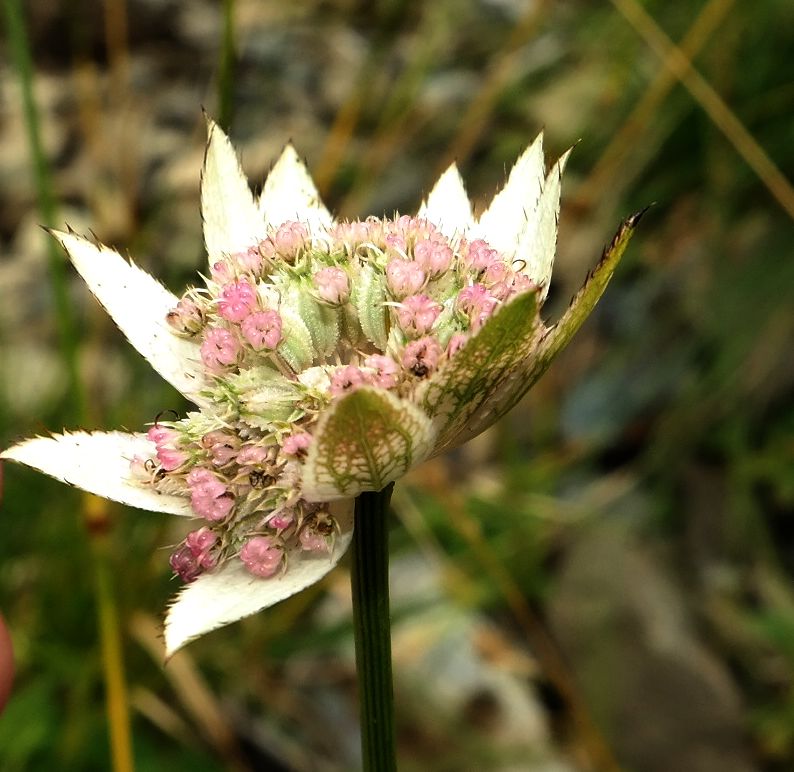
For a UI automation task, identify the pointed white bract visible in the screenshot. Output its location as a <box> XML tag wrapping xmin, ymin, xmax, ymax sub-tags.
<box><xmin>517</xmin><ymin>148</ymin><xmax>571</xmax><ymax>300</ymax></box>
<box><xmin>5</xmin><ymin>119</ymin><xmax>637</xmax><ymax>652</ymax></box>
<box><xmin>201</xmin><ymin>119</ymin><xmax>266</xmax><ymax>261</ymax></box>
<box><xmin>418</xmin><ymin>163</ymin><xmax>473</xmax><ymax>239</ymax></box>
<box><xmin>475</xmin><ymin>133</ymin><xmax>545</xmax><ymax>259</ymax></box>
<box><xmin>0</xmin><ymin>431</ymin><xmax>192</xmax><ymax>516</ymax></box>
<box><xmin>50</xmin><ymin>230</ymin><xmax>208</xmax><ymax>406</ymax></box>
<box><xmin>164</xmin><ymin>499</ymin><xmax>354</xmax><ymax>655</ymax></box>
<box><xmin>258</xmin><ymin>145</ymin><xmax>333</xmax><ymax>233</ymax></box>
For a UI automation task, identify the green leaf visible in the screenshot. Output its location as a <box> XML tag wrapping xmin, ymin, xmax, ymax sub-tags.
<box><xmin>302</xmin><ymin>387</ymin><xmax>435</xmax><ymax>500</ymax></box>
<box><xmin>458</xmin><ymin>211</ymin><xmax>642</xmax><ymax>444</ymax></box>
<box><xmin>419</xmin><ymin>289</ymin><xmax>541</xmax><ymax>453</ymax></box>
<box><xmin>229</xmin><ymin>365</ymin><xmax>307</xmax><ymax>425</ymax></box>
<box><xmin>536</xmin><ymin>212</ymin><xmax>642</xmax><ymax>367</ymax></box>
<box><xmin>286</xmin><ymin>282</ymin><xmax>339</xmax><ymax>359</ymax></box>
<box><xmin>353</xmin><ymin>263</ymin><xmax>389</xmax><ymax>349</ymax></box>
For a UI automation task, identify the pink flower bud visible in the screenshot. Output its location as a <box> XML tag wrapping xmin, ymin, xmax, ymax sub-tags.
<box><xmin>191</xmin><ymin>492</ymin><xmax>234</xmax><ymax>521</ymax></box>
<box><xmin>233</xmin><ymin>245</ymin><xmax>264</xmax><ymax>273</ymax></box>
<box><xmin>170</xmin><ymin>545</ymin><xmax>202</xmax><ymax>583</ymax></box>
<box><xmin>364</xmin><ymin>354</ymin><xmax>400</xmax><ymax>389</ymax></box>
<box><xmin>258</xmin><ymin>238</ymin><xmax>276</xmax><ymax>260</ymax></box>
<box><xmin>385</xmin><ymin>233</ymin><xmax>407</xmax><ymax>253</ymax></box>
<box><xmin>299</xmin><ymin>528</ymin><xmax>329</xmax><ymax>553</ymax></box>
<box><xmin>201</xmin><ymin>431</ymin><xmax>240</xmax><ymax>466</ymax></box>
<box><xmin>241</xmin><ymin>310</ymin><xmax>282</xmax><ymax>351</ymax></box>
<box><xmin>147</xmin><ymin>425</ymin><xmax>179</xmax><ymax>446</ymax></box>
<box><xmin>240</xmin><ymin>536</ymin><xmax>283</xmax><ymax>578</ymax></box>
<box><xmin>146</xmin><ymin>426</ymin><xmax>187</xmax><ymax>470</ymax></box>
<box><xmin>237</xmin><ymin>444</ymin><xmax>269</xmax><ymax>466</ymax></box>
<box><xmin>185</xmin><ymin>526</ymin><xmax>218</xmax><ymax>555</ymax></box>
<box><xmin>413</xmin><ymin>238</ymin><xmax>453</xmax><ymax>276</ymax></box>
<box><xmin>333</xmin><ymin>220</ymin><xmax>372</xmax><ymax>244</ymax></box>
<box><xmin>329</xmin><ymin>365</ymin><xmax>367</xmax><ymax>397</ymax></box>
<box><xmin>217</xmin><ymin>280</ymin><xmax>257</xmax><ymax>323</ymax></box>
<box><xmin>184</xmin><ymin>527</ymin><xmax>218</xmax><ymax>569</ymax></box>
<box><xmin>395</xmin><ymin>294</ymin><xmax>441</xmax><ymax>336</ymax></box>
<box><xmin>483</xmin><ymin>261</ymin><xmax>510</xmax><ymax>286</ymax></box>
<box><xmin>282</xmin><ymin>432</ymin><xmax>312</xmax><ymax>457</ymax></box>
<box><xmin>187</xmin><ymin>467</ymin><xmax>227</xmax><ymax>499</ymax></box>
<box><xmin>166</xmin><ymin>296</ymin><xmax>204</xmax><ymax>335</ymax></box>
<box><xmin>269</xmin><ymin>512</ymin><xmax>294</xmax><ymax>531</ymax></box>
<box><xmin>386</xmin><ymin>258</ymin><xmax>425</xmax><ymax>298</ymax></box>
<box><xmin>457</xmin><ymin>284</ymin><xmax>499</xmax><ymax>330</ymax></box>
<box><xmin>157</xmin><ymin>447</ymin><xmax>189</xmax><ymax>471</ymax></box>
<box><xmin>313</xmin><ymin>267</ymin><xmax>350</xmax><ymax>305</ymax></box>
<box><xmin>128</xmin><ymin>455</ymin><xmax>151</xmax><ymax>480</ymax></box>
<box><xmin>510</xmin><ymin>273</ymin><xmax>537</xmax><ymax>295</ymax></box>
<box><xmin>402</xmin><ymin>337</ymin><xmax>443</xmax><ymax>378</ymax></box>
<box><xmin>447</xmin><ymin>332</ymin><xmax>469</xmax><ymax>357</ymax></box>
<box><xmin>200</xmin><ymin>327</ymin><xmax>241</xmax><ymax>372</ymax></box>
<box><xmin>210</xmin><ymin>260</ymin><xmax>233</xmax><ymax>284</ymax></box>
<box><xmin>463</xmin><ymin>239</ymin><xmax>500</xmax><ymax>272</ymax></box>
<box><xmin>273</xmin><ymin>221</ymin><xmax>308</xmax><ymax>257</ymax></box>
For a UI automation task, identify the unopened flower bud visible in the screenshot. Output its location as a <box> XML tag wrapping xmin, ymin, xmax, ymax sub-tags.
<box><xmin>394</xmin><ymin>294</ymin><xmax>441</xmax><ymax>336</ymax></box>
<box><xmin>200</xmin><ymin>327</ymin><xmax>241</xmax><ymax>372</ymax></box>
<box><xmin>217</xmin><ymin>280</ymin><xmax>257</xmax><ymax>323</ymax></box>
<box><xmin>402</xmin><ymin>337</ymin><xmax>442</xmax><ymax>378</ymax></box>
<box><xmin>166</xmin><ymin>296</ymin><xmax>204</xmax><ymax>336</ymax></box>
<box><xmin>241</xmin><ymin>310</ymin><xmax>282</xmax><ymax>351</ymax></box>
<box><xmin>210</xmin><ymin>260</ymin><xmax>233</xmax><ymax>284</ymax></box>
<box><xmin>282</xmin><ymin>432</ymin><xmax>312</xmax><ymax>457</ymax></box>
<box><xmin>364</xmin><ymin>354</ymin><xmax>400</xmax><ymax>389</ymax></box>
<box><xmin>447</xmin><ymin>332</ymin><xmax>469</xmax><ymax>357</ymax></box>
<box><xmin>386</xmin><ymin>259</ymin><xmax>425</xmax><ymax>298</ymax></box>
<box><xmin>330</xmin><ymin>365</ymin><xmax>367</xmax><ymax>397</ymax></box>
<box><xmin>273</xmin><ymin>221</ymin><xmax>308</xmax><ymax>258</ymax></box>
<box><xmin>313</xmin><ymin>267</ymin><xmax>350</xmax><ymax>305</ymax></box>
<box><xmin>463</xmin><ymin>239</ymin><xmax>499</xmax><ymax>272</ymax></box>
<box><xmin>170</xmin><ymin>545</ymin><xmax>202</xmax><ymax>583</ymax></box>
<box><xmin>413</xmin><ymin>238</ymin><xmax>453</xmax><ymax>276</ymax></box>
<box><xmin>240</xmin><ymin>536</ymin><xmax>283</xmax><ymax>578</ymax></box>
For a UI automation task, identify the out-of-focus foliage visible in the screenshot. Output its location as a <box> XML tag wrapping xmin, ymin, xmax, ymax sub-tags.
<box><xmin>0</xmin><ymin>0</ymin><xmax>792</xmax><ymax>769</ymax></box>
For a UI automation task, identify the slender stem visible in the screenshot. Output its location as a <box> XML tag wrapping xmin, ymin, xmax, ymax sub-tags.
<box><xmin>351</xmin><ymin>484</ymin><xmax>397</xmax><ymax>772</ymax></box>
<box><xmin>4</xmin><ymin>5</ymin><xmax>132</xmax><ymax>768</ymax></box>
<box><xmin>94</xmin><ymin>528</ymin><xmax>135</xmax><ymax>772</ymax></box>
<box><xmin>3</xmin><ymin>0</ymin><xmax>85</xmax><ymax>423</ymax></box>
<box><xmin>217</xmin><ymin>0</ymin><xmax>236</xmax><ymax>132</ymax></box>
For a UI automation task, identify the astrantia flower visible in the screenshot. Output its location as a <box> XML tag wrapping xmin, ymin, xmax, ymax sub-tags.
<box><xmin>1</xmin><ymin>120</ymin><xmax>638</xmax><ymax>655</ymax></box>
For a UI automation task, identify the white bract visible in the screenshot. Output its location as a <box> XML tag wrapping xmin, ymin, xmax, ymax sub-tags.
<box><xmin>2</xmin><ymin>120</ymin><xmax>638</xmax><ymax>655</ymax></box>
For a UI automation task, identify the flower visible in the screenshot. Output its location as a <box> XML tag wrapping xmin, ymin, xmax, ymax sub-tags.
<box><xmin>1</xmin><ymin>119</ymin><xmax>639</xmax><ymax>655</ymax></box>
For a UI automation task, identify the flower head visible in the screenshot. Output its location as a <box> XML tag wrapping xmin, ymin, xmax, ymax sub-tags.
<box><xmin>1</xmin><ymin>119</ymin><xmax>639</xmax><ymax>655</ymax></box>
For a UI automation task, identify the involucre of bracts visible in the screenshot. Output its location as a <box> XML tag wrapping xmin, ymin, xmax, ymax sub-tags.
<box><xmin>2</xmin><ymin>119</ymin><xmax>640</xmax><ymax>654</ymax></box>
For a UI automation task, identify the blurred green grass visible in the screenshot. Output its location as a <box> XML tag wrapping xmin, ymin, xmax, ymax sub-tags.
<box><xmin>0</xmin><ymin>0</ymin><xmax>792</xmax><ymax>769</ymax></box>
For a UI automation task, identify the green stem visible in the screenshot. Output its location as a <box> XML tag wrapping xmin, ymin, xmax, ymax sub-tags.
<box><xmin>351</xmin><ymin>484</ymin><xmax>397</xmax><ymax>771</ymax></box>
<box><xmin>217</xmin><ymin>0</ymin><xmax>236</xmax><ymax>132</ymax></box>
<box><xmin>3</xmin><ymin>0</ymin><xmax>85</xmax><ymax>422</ymax></box>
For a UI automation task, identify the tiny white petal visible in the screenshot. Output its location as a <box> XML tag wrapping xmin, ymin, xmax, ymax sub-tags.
<box><xmin>201</xmin><ymin>119</ymin><xmax>266</xmax><ymax>261</ymax></box>
<box><xmin>51</xmin><ymin>230</ymin><xmax>208</xmax><ymax>405</ymax></box>
<box><xmin>1</xmin><ymin>431</ymin><xmax>192</xmax><ymax>516</ymax></box>
<box><xmin>258</xmin><ymin>145</ymin><xmax>333</xmax><ymax>233</ymax></box>
<box><xmin>474</xmin><ymin>133</ymin><xmax>545</xmax><ymax>259</ymax></box>
<box><xmin>418</xmin><ymin>163</ymin><xmax>473</xmax><ymax>239</ymax></box>
<box><xmin>517</xmin><ymin>148</ymin><xmax>572</xmax><ymax>300</ymax></box>
<box><xmin>164</xmin><ymin>499</ymin><xmax>354</xmax><ymax>654</ymax></box>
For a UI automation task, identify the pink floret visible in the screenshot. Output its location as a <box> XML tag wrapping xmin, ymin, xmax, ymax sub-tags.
<box><xmin>240</xmin><ymin>536</ymin><xmax>283</xmax><ymax>578</ymax></box>
<box><xmin>241</xmin><ymin>310</ymin><xmax>282</xmax><ymax>351</ymax></box>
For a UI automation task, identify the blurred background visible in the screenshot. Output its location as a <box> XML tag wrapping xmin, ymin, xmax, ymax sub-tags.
<box><xmin>0</xmin><ymin>0</ymin><xmax>792</xmax><ymax>769</ymax></box>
